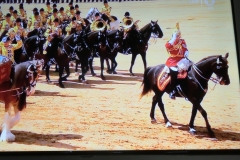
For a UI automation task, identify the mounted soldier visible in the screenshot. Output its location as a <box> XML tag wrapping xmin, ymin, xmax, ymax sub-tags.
<box><xmin>58</xmin><ymin>7</ymin><xmax>69</xmax><ymax>24</ymax></box>
<box><xmin>43</xmin><ymin>18</ymin><xmax>62</xmax><ymax>55</ymax></box>
<box><xmin>0</xmin><ymin>13</ymin><xmax>14</xmax><ymax>36</ymax></box>
<box><xmin>9</xmin><ymin>6</ymin><xmax>14</xmax><ymax>16</ymax></box>
<box><xmin>19</xmin><ymin>5</ymin><xmax>28</xmax><ymax>28</ymax></box>
<box><xmin>28</xmin><ymin>11</ymin><xmax>42</xmax><ymax>32</ymax></box>
<box><xmin>67</xmin><ymin>6</ymin><xmax>76</xmax><ymax>21</ymax></box>
<box><xmin>47</xmin><ymin>8</ymin><xmax>59</xmax><ymax>26</ymax></box>
<box><xmin>12</xmin><ymin>10</ymin><xmax>21</xmax><ymax>26</ymax></box>
<box><xmin>14</xmin><ymin>18</ymin><xmax>27</xmax><ymax>39</ymax></box>
<box><xmin>164</xmin><ymin>22</ymin><xmax>192</xmax><ymax>99</ymax></box>
<box><xmin>101</xmin><ymin>0</ymin><xmax>112</xmax><ymax>18</ymax></box>
<box><xmin>66</xmin><ymin>2</ymin><xmax>73</xmax><ymax>15</ymax></box>
<box><xmin>0</xmin><ymin>34</ymin><xmax>23</xmax><ymax>82</ymax></box>
<box><xmin>66</xmin><ymin>17</ymin><xmax>77</xmax><ymax>37</ymax></box>
<box><xmin>0</xmin><ymin>6</ymin><xmax>3</xmax><ymax>21</ymax></box>
<box><xmin>75</xmin><ymin>11</ymin><xmax>85</xmax><ymax>26</ymax></box>
<box><xmin>45</xmin><ymin>1</ymin><xmax>53</xmax><ymax>17</ymax></box>
<box><xmin>90</xmin><ymin>13</ymin><xmax>109</xmax><ymax>32</ymax></box>
<box><xmin>75</xmin><ymin>4</ymin><xmax>80</xmax><ymax>13</ymax></box>
<box><xmin>40</xmin><ymin>8</ymin><xmax>48</xmax><ymax>28</ymax></box>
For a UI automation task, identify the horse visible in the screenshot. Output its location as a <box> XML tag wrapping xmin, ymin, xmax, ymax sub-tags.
<box><xmin>140</xmin><ymin>53</ymin><xmax>230</xmax><ymax>138</ymax></box>
<box><xmin>124</xmin><ymin>20</ymin><xmax>163</xmax><ymax>76</ymax></box>
<box><xmin>44</xmin><ymin>35</ymin><xmax>73</xmax><ymax>88</ymax></box>
<box><xmin>105</xmin><ymin>28</ymin><xmax>124</xmax><ymax>74</ymax></box>
<box><xmin>0</xmin><ymin>59</ymin><xmax>43</xmax><ymax>142</ymax></box>
<box><xmin>85</xmin><ymin>7</ymin><xmax>120</xmax><ymax>30</ymax></box>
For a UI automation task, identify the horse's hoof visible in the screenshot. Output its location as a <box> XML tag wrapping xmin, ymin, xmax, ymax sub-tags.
<box><xmin>59</xmin><ymin>85</ymin><xmax>65</xmax><ymax>88</ymax></box>
<box><xmin>0</xmin><ymin>130</ymin><xmax>15</xmax><ymax>142</ymax></box>
<box><xmin>209</xmin><ymin>131</ymin><xmax>216</xmax><ymax>139</ymax></box>
<box><xmin>46</xmin><ymin>79</ymin><xmax>51</xmax><ymax>83</ymax></box>
<box><xmin>112</xmin><ymin>71</ymin><xmax>117</xmax><ymax>74</ymax></box>
<box><xmin>165</xmin><ymin>121</ymin><xmax>172</xmax><ymax>128</ymax></box>
<box><xmin>106</xmin><ymin>70</ymin><xmax>112</xmax><ymax>74</ymax></box>
<box><xmin>62</xmin><ymin>77</ymin><xmax>67</xmax><ymax>81</ymax></box>
<box><xmin>101</xmin><ymin>76</ymin><xmax>106</xmax><ymax>80</ymax></box>
<box><xmin>151</xmin><ymin>119</ymin><xmax>157</xmax><ymax>124</ymax></box>
<box><xmin>92</xmin><ymin>73</ymin><xmax>97</xmax><ymax>76</ymax></box>
<box><xmin>130</xmin><ymin>73</ymin><xmax>135</xmax><ymax>76</ymax></box>
<box><xmin>189</xmin><ymin>127</ymin><xmax>196</xmax><ymax>135</ymax></box>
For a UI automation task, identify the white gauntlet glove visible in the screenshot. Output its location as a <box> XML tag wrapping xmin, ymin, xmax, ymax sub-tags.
<box><xmin>184</xmin><ymin>50</ymin><xmax>189</xmax><ymax>58</ymax></box>
<box><xmin>169</xmin><ymin>32</ymin><xmax>178</xmax><ymax>45</ymax></box>
<box><xmin>15</xmin><ymin>34</ymin><xmax>21</xmax><ymax>41</ymax></box>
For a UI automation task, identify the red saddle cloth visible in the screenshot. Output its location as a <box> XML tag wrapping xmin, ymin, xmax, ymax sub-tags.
<box><xmin>0</xmin><ymin>55</ymin><xmax>12</xmax><ymax>85</ymax></box>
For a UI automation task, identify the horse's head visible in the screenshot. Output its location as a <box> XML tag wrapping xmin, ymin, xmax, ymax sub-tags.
<box><xmin>25</xmin><ymin>61</ymin><xmax>43</xmax><ymax>96</ymax></box>
<box><xmin>150</xmin><ymin>20</ymin><xmax>163</xmax><ymax>38</ymax></box>
<box><xmin>212</xmin><ymin>53</ymin><xmax>230</xmax><ymax>85</ymax></box>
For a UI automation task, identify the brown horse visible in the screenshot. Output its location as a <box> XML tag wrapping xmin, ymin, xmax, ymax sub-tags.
<box><xmin>0</xmin><ymin>60</ymin><xmax>43</xmax><ymax>142</ymax></box>
<box><xmin>140</xmin><ymin>53</ymin><xmax>230</xmax><ymax>138</ymax></box>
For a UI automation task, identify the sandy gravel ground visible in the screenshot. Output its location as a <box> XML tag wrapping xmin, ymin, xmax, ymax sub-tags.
<box><xmin>0</xmin><ymin>0</ymin><xmax>240</xmax><ymax>151</ymax></box>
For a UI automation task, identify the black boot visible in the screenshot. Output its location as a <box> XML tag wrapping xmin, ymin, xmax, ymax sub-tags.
<box><xmin>169</xmin><ymin>69</ymin><xmax>178</xmax><ymax>100</ymax></box>
<box><xmin>10</xmin><ymin>64</ymin><xmax>15</xmax><ymax>83</ymax></box>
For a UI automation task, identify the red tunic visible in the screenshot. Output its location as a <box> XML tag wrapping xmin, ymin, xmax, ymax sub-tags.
<box><xmin>165</xmin><ymin>39</ymin><xmax>188</xmax><ymax>67</ymax></box>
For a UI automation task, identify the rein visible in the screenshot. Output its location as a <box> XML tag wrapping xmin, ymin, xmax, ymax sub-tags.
<box><xmin>191</xmin><ymin>63</ymin><xmax>221</xmax><ymax>92</ymax></box>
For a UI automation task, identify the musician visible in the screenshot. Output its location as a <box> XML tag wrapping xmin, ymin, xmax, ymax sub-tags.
<box><xmin>47</xmin><ymin>8</ymin><xmax>59</xmax><ymax>26</ymax></box>
<box><xmin>12</xmin><ymin>10</ymin><xmax>20</xmax><ymax>26</ymax></box>
<box><xmin>66</xmin><ymin>2</ymin><xmax>73</xmax><ymax>15</ymax></box>
<box><xmin>0</xmin><ymin>34</ymin><xmax>22</xmax><ymax>64</ymax></box>
<box><xmin>9</xmin><ymin>6</ymin><xmax>14</xmax><ymax>16</ymax></box>
<box><xmin>0</xmin><ymin>6</ymin><xmax>3</xmax><ymax>20</ymax></box>
<box><xmin>101</xmin><ymin>0</ymin><xmax>111</xmax><ymax>17</ymax></box>
<box><xmin>28</xmin><ymin>11</ymin><xmax>42</xmax><ymax>31</ymax></box>
<box><xmin>53</xmin><ymin>3</ymin><xmax>57</xmax><ymax>10</ymax></box>
<box><xmin>67</xmin><ymin>6</ymin><xmax>76</xmax><ymax>20</ymax></box>
<box><xmin>19</xmin><ymin>6</ymin><xmax>28</xmax><ymax>23</ymax></box>
<box><xmin>58</xmin><ymin>7</ymin><xmax>68</xmax><ymax>24</ymax></box>
<box><xmin>122</xmin><ymin>11</ymin><xmax>138</xmax><ymax>32</ymax></box>
<box><xmin>75</xmin><ymin>4</ymin><xmax>80</xmax><ymax>12</ymax></box>
<box><xmin>164</xmin><ymin>23</ymin><xmax>190</xmax><ymax>99</ymax></box>
<box><xmin>0</xmin><ymin>13</ymin><xmax>14</xmax><ymax>35</ymax></box>
<box><xmin>43</xmin><ymin>18</ymin><xmax>62</xmax><ymax>55</ymax></box>
<box><xmin>40</xmin><ymin>8</ymin><xmax>47</xmax><ymax>26</ymax></box>
<box><xmin>45</xmin><ymin>1</ymin><xmax>53</xmax><ymax>16</ymax></box>
<box><xmin>75</xmin><ymin>11</ymin><xmax>85</xmax><ymax>26</ymax></box>
<box><xmin>29</xmin><ymin>8</ymin><xmax>38</xmax><ymax>24</ymax></box>
<box><xmin>14</xmin><ymin>18</ymin><xmax>27</xmax><ymax>38</ymax></box>
<box><xmin>90</xmin><ymin>13</ymin><xmax>109</xmax><ymax>32</ymax></box>
<box><xmin>0</xmin><ymin>34</ymin><xmax>22</xmax><ymax>82</ymax></box>
<box><xmin>66</xmin><ymin>17</ymin><xmax>77</xmax><ymax>36</ymax></box>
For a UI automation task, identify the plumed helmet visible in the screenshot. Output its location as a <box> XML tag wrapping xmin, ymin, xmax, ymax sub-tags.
<box><xmin>16</xmin><ymin>17</ymin><xmax>22</xmax><ymax>22</ymax></box>
<box><xmin>124</xmin><ymin>12</ymin><xmax>130</xmax><ymax>17</ymax></box>
<box><xmin>95</xmin><ymin>12</ymin><xmax>100</xmax><ymax>17</ymax></box>
<box><xmin>172</xmin><ymin>22</ymin><xmax>181</xmax><ymax>38</ymax></box>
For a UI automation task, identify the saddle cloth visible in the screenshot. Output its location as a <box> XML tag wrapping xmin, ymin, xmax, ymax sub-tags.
<box><xmin>157</xmin><ymin>67</ymin><xmax>188</xmax><ymax>91</ymax></box>
<box><xmin>0</xmin><ymin>55</ymin><xmax>12</xmax><ymax>85</ymax></box>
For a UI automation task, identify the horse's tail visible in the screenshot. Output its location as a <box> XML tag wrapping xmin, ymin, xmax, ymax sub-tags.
<box><xmin>18</xmin><ymin>88</ymin><xmax>27</xmax><ymax>111</ymax></box>
<box><xmin>140</xmin><ymin>67</ymin><xmax>152</xmax><ymax>99</ymax></box>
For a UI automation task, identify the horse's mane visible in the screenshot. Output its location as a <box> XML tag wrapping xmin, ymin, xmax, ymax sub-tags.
<box><xmin>196</xmin><ymin>55</ymin><xmax>220</xmax><ymax>64</ymax></box>
<box><xmin>140</xmin><ymin>23</ymin><xmax>151</xmax><ymax>33</ymax></box>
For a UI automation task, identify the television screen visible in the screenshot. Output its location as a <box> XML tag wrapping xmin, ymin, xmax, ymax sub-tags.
<box><xmin>0</xmin><ymin>0</ymin><xmax>239</xmax><ymax>152</ymax></box>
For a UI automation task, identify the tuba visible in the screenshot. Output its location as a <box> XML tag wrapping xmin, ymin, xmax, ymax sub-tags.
<box><xmin>94</xmin><ymin>19</ymin><xmax>107</xmax><ymax>31</ymax></box>
<box><xmin>122</xmin><ymin>17</ymin><xmax>134</xmax><ymax>29</ymax></box>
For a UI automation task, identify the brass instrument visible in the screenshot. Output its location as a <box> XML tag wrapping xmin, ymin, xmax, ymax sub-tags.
<box><xmin>93</xmin><ymin>19</ymin><xmax>107</xmax><ymax>31</ymax></box>
<box><xmin>122</xmin><ymin>17</ymin><xmax>134</xmax><ymax>29</ymax></box>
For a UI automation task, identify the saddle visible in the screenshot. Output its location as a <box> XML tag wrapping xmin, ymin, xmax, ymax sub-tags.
<box><xmin>157</xmin><ymin>67</ymin><xmax>188</xmax><ymax>91</ymax></box>
<box><xmin>0</xmin><ymin>55</ymin><xmax>12</xmax><ymax>85</ymax></box>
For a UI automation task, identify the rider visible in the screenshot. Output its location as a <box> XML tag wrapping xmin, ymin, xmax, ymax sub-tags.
<box><xmin>12</xmin><ymin>10</ymin><xmax>20</xmax><ymax>26</ymax></box>
<box><xmin>40</xmin><ymin>8</ymin><xmax>48</xmax><ymax>27</ymax></box>
<box><xmin>58</xmin><ymin>7</ymin><xmax>68</xmax><ymax>24</ymax></box>
<box><xmin>19</xmin><ymin>5</ymin><xmax>28</xmax><ymax>25</ymax></box>
<box><xmin>53</xmin><ymin>3</ymin><xmax>58</xmax><ymax>10</ymax></box>
<box><xmin>66</xmin><ymin>2</ymin><xmax>73</xmax><ymax>15</ymax></box>
<box><xmin>75</xmin><ymin>11</ymin><xmax>85</xmax><ymax>26</ymax></box>
<box><xmin>165</xmin><ymin>22</ymin><xmax>190</xmax><ymax>100</ymax></box>
<box><xmin>66</xmin><ymin>17</ymin><xmax>77</xmax><ymax>37</ymax></box>
<box><xmin>43</xmin><ymin>18</ymin><xmax>62</xmax><ymax>55</ymax></box>
<box><xmin>75</xmin><ymin>4</ymin><xmax>80</xmax><ymax>13</ymax></box>
<box><xmin>45</xmin><ymin>1</ymin><xmax>53</xmax><ymax>17</ymax></box>
<box><xmin>0</xmin><ymin>6</ymin><xmax>3</xmax><ymax>20</ymax></box>
<box><xmin>14</xmin><ymin>18</ymin><xmax>28</xmax><ymax>39</ymax></box>
<box><xmin>9</xmin><ymin>6</ymin><xmax>14</xmax><ymax>16</ymax></box>
<box><xmin>67</xmin><ymin>6</ymin><xmax>76</xmax><ymax>20</ymax></box>
<box><xmin>0</xmin><ymin>34</ymin><xmax>22</xmax><ymax>82</ymax></box>
<box><xmin>0</xmin><ymin>13</ymin><xmax>14</xmax><ymax>35</ymax></box>
<box><xmin>101</xmin><ymin>0</ymin><xmax>112</xmax><ymax>17</ymax></box>
<box><xmin>47</xmin><ymin>8</ymin><xmax>59</xmax><ymax>26</ymax></box>
<box><xmin>90</xmin><ymin>13</ymin><xmax>109</xmax><ymax>32</ymax></box>
<box><xmin>28</xmin><ymin>11</ymin><xmax>42</xmax><ymax>31</ymax></box>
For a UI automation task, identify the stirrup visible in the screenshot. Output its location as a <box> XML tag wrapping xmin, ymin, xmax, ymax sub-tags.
<box><xmin>169</xmin><ymin>90</ymin><xmax>176</xmax><ymax>100</ymax></box>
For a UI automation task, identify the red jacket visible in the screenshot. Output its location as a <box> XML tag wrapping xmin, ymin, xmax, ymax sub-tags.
<box><xmin>165</xmin><ymin>39</ymin><xmax>188</xmax><ymax>67</ymax></box>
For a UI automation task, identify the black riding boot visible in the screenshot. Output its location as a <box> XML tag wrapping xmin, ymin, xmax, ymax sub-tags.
<box><xmin>169</xmin><ymin>69</ymin><xmax>178</xmax><ymax>100</ymax></box>
<box><xmin>10</xmin><ymin>64</ymin><xmax>15</xmax><ymax>83</ymax></box>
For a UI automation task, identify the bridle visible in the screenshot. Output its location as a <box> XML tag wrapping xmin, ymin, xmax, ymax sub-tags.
<box><xmin>191</xmin><ymin>58</ymin><xmax>224</xmax><ymax>92</ymax></box>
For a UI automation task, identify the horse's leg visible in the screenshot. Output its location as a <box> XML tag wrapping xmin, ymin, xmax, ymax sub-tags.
<box><xmin>198</xmin><ymin>105</ymin><xmax>216</xmax><ymax>138</ymax></box>
<box><xmin>55</xmin><ymin>64</ymin><xmax>59</xmax><ymax>72</ymax></box>
<box><xmin>58</xmin><ymin>66</ymin><xmax>65</xmax><ymax>88</ymax></box>
<box><xmin>45</xmin><ymin>63</ymin><xmax>51</xmax><ymax>82</ymax></box>
<box><xmin>89</xmin><ymin>57</ymin><xmax>96</xmax><ymax>76</ymax></box>
<box><xmin>150</xmin><ymin>95</ymin><xmax>158</xmax><ymax>123</ymax></box>
<box><xmin>100</xmin><ymin>57</ymin><xmax>106</xmax><ymax>80</ymax></box>
<box><xmin>75</xmin><ymin>60</ymin><xmax>79</xmax><ymax>76</ymax></box>
<box><xmin>111</xmin><ymin>57</ymin><xmax>118</xmax><ymax>74</ymax></box>
<box><xmin>188</xmin><ymin>103</ymin><xmax>198</xmax><ymax>135</ymax></box>
<box><xmin>129</xmin><ymin>53</ymin><xmax>137</xmax><ymax>76</ymax></box>
<box><xmin>140</xmin><ymin>52</ymin><xmax>147</xmax><ymax>71</ymax></box>
<box><xmin>62</xmin><ymin>64</ymin><xmax>70</xmax><ymax>81</ymax></box>
<box><xmin>105</xmin><ymin>58</ymin><xmax>111</xmax><ymax>74</ymax></box>
<box><xmin>0</xmin><ymin>104</ymin><xmax>16</xmax><ymax>142</ymax></box>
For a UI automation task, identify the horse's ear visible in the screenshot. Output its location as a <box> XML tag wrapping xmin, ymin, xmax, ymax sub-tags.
<box><xmin>156</xmin><ymin>20</ymin><xmax>158</xmax><ymax>23</ymax></box>
<box><xmin>225</xmin><ymin>52</ymin><xmax>229</xmax><ymax>58</ymax></box>
<box><xmin>151</xmin><ymin>20</ymin><xmax>153</xmax><ymax>23</ymax></box>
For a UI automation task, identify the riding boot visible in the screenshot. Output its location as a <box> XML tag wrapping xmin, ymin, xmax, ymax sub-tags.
<box><xmin>10</xmin><ymin>64</ymin><xmax>15</xmax><ymax>83</ymax></box>
<box><xmin>169</xmin><ymin>68</ymin><xmax>178</xmax><ymax>100</ymax></box>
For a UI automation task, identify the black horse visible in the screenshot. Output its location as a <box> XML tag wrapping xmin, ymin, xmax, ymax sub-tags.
<box><xmin>0</xmin><ymin>60</ymin><xmax>42</xmax><ymax>142</ymax></box>
<box><xmin>105</xmin><ymin>28</ymin><xmax>124</xmax><ymax>74</ymax></box>
<box><xmin>140</xmin><ymin>53</ymin><xmax>230</xmax><ymax>138</ymax></box>
<box><xmin>124</xmin><ymin>20</ymin><xmax>163</xmax><ymax>76</ymax></box>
